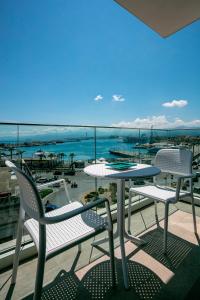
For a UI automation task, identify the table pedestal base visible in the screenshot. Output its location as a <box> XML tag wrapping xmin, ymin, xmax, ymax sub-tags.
<box><xmin>92</xmin><ymin>179</ymin><xmax>146</xmax><ymax>289</ymax></box>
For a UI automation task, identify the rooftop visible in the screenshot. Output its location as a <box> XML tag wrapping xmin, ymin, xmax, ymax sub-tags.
<box><xmin>1</xmin><ymin>201</ymin><xmax>200</xmax><ymax>300</ymax></box>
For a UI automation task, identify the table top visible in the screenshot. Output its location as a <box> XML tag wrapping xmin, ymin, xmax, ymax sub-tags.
<box><xmin>84</xmin><ymin>163</ymin><xmax>160</xmax><ymax>179</ymax></box>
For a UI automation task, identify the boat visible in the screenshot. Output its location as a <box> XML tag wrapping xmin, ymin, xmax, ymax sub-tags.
<box><xmin>109</xmin><ymin>149</ymin><xmax>136</xmax><ymax>158</ymax></box>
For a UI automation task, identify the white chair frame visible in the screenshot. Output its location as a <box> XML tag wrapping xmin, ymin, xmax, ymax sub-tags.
<box><xmin>6</xmin><ymin>160</ymin><xmax>116</xmax><ymax>300</ymax></box>
<box><xmin>128</xmin><ymin>149</ymin><xmax>197</xmax><ymax>253</ymax></box>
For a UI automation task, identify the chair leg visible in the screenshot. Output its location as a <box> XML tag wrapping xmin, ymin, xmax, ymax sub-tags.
<box><xmin>108</xmin><ymin>229</ymin><xmax>116</xmax><ymax>287</ymax></box>
<box><xmin>105</xmin><ymin>199</ymin><xmax>116</xmax><ymax>287</ymax></box>
<box><xmin>11</xmin><ymin>221</ymin><xmax>23</xmax><ymax>284</ymax></box>
<box><xmin>163</xmin><ymin>203</ymin><xmax>169</xmax><ymax>254</ymax></box>
<box><xmin>34</xmin><ymin>250</ymin><xmax>46</xmax><ymax>300</ymax></box>
<box><xmin>78</xmin><ymin>243</ymin><xmax>82</xmax><ymax>252</ymax></box>
<box><xmin>127</xmin><ymin>188</ymin><xmax>132</xmax><ymax>233</ymax></box>
<box><xmin>11</xmin><ymin>206</ymin><xmax>25</xmax><ymax>285</ymax></box>
<box><xmin>154</xmin><ymin>200</ymin><xmax>159</xmax><ymax>227</ymax></box>
<box><xmin>34</xmin><ymin>227</ymin><xmax>46</xmax><ymax>300</ymax></box>
<box><xmin>191</xmin><ymin>195</ymin><xmax>197</xmax><ymax>234</ymax></box>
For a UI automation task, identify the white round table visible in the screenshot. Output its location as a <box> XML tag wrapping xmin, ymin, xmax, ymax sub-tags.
<box><xmin>84</xmin><ymin>163</ymin><xmax>160</xmax><ymax>289</ymax></box>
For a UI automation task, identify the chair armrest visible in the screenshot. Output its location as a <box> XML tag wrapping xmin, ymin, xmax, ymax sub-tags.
<box><xmin>40</xmin><ymin>198</ymin><xmax>110</xmax><ymax>225</ymax></box>
<box><xmin>37</xmin><ymin>178</ymin><xmax>66</xmax><ymax>189</ymax></box>
<box><xmin>37</xmin><ymin>178</ymin><xmax>71</xmax><ymax>203</ymax></box>
<box><xmin>177</xmin><ymin>174</ymin><xmax>195</xmax><ymax>180</ymax></box>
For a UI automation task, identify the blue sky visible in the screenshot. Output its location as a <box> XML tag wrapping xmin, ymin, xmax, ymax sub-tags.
<box><xmin>0</xmin><ymin>0</ymin><xmax>200</xmax><ymax>128</ymax></box>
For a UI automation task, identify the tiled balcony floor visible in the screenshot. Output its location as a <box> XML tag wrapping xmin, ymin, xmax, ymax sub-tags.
<box><xmin>1</xmin><ymin>202</ymin><xmax>200</xmax><ymax>300</ymax></box>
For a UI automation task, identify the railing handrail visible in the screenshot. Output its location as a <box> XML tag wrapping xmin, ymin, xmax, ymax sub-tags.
<box><xmin>0</xmin><ymin>121</ymin><xmax>200</xmax><ymax>131</ymax></box>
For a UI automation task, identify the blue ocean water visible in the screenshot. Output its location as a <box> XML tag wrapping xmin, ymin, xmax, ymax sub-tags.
<box><xmin>18</xmin><ymin>138</ymin><xmax>145</xmax><ymax>161</ymax></box>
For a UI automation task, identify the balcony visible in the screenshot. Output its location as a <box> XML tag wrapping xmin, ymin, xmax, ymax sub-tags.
<box><xmin>1</xmin><ymin>201</ymin><xmax>200</xmax><ymax>299</ymax></box>
<box><xmin>0</xmin><ymin>122</ymin><xmax>200</xmax><ymax>299</ymax></box>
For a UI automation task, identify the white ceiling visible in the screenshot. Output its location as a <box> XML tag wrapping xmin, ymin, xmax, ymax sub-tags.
<box><xmin>115</xmin><ymin>0</ymin><xmax>200</xmax><ymax>37</ymax></box>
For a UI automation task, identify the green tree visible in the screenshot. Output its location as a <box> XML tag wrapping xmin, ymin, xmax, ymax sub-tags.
<box><xmin>57</xmin><ymin>152</ymin><xmax>65</xmax><ymax>165</ymax></box>
<box><xmin>48</xmin><ymin>152</ymin><xmax>56</xmax><ymax>168</ymax></box>
<box><xmin>6</xmin><ymin>145</ymin><xmax>16</xmax><ymax>159</ymax></box>
<box><xmin>16</xmin><ymin>150</ymin><xmax>25</xmax><ymax>160</ymax></box>
<box><xmin>69</xmin><ymin>153</ymin><xmax>75</xmax><ymax>170</ymax></box>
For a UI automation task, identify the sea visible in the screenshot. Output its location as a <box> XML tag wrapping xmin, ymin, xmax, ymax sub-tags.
<box><xmin>3</xmin><ymin>126</ymin><xmax>199</xmax><ymax>161</ymax></box>
<box><xmin>17</xmin><ymin>138</ymin><xmax>147</xmax><ymax>161</ymax></box>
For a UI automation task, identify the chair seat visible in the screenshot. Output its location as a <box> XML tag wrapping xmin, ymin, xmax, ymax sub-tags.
<box><xmin>24</xmin><ymin>201</ymin><xmax>106</xmax><ymax>257</ymax></box>
<box><xmin>130</xmin><ymin>185</ymin><xmax>190</xmax><ymax>203</ymax></box>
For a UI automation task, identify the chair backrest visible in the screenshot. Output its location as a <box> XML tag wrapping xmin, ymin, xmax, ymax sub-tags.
<box><xmin>5</xmin><ymin>160</ymin><xmax>44</xmax><ymax>221</ymax></box>
<box><xmin>21</xmin><ymin>159</ymin><xmax>35</xmax><ymax>181</ymax></box>
<box><xmin>154</xmin><ymin>148</ymin><xmax>192</xmax><ymax>176</ymax></box>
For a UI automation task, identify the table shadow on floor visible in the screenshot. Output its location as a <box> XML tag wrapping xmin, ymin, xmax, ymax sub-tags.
<box><xmin>22</xmin><ymin>259</ymin><xmax>163</xmax><ymax>300</ymax></box>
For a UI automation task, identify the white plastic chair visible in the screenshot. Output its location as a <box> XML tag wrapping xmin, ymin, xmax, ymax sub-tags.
<box><xmin>6</xmin><ymin>160</ymin><xmax>116</xmax><ymax>299</ymax></box>
<box><xmin>129</xmin><ymin>149</ymin><xmax>197</xmax><ymax>253</ymax></box>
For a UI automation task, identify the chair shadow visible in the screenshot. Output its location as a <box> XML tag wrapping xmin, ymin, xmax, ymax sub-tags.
<box><xmin>5</xmin><ymin>228</ymin><xmax>200</xmax><ymax>300</ymax></box>
<box><xmin>126</xmin><ymin>227</ymin><xmax>200</xmax><ymax>300</ymax></box>
<box><xmin>130</xmin><ymin>227</ymin><xmax>198</xmax><ymax>272</ymax></box>
<box><xmin>4</xmin><ymin>282</ymin><xmax>15</xmax><ymax>300</ymax></box>
<box><xmin>22</xmin><ymin>269</ymin><xmax>89</xmax><ymax>300</ymax></box>
<box><xmin>21</xmin><ymin>259</ymin><xmax>163</xmax><ymax>300</ymax></box>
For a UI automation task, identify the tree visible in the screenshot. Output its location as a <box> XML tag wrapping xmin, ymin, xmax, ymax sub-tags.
<box><xmin>60</xmin><ymin>152</ymin><xmax>65</xmax><ymax>162</ymax></box>
<box><xmin>6</xmin><ymin>145</ymin><xmax>16</xmax><ymax>159</ymax></box>
<box><xmin>69</xmin><ymin>153</ymin><xmax>75</xmax><ymax>170</ymax></box>
<box><xmin>16</xmin><ymin>150</ymin><xmax>25</xmax><ymax>160</ymax></box>
<box><xmin>48</xmin><ymin>152</ymin><xmax>55</xmax><ymax>160</ymax></box>
<box><xmin>57</xmin><ymin>152</ymin><xmax>65</xmax><ymax>165</ymax></box>
<box><xmin>36</xmin><ymin>150</ymin><xmax>46</xmax><ymax>160</ymax></box>
<box><xmin>48</xmin><ymin>152</ymin><xmax>56</xmax><ymax>168</ymax></box>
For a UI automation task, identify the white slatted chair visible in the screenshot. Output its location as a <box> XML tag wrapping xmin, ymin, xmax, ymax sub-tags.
<box><xmin>129</xmin><ymin>149</ymin><xmax>197</xmax><ymax>253</ymax></box>
<box><xmin>6</xmin><ymin>160</ymin><xmax>116</xmax><ymax>300</ymax></box>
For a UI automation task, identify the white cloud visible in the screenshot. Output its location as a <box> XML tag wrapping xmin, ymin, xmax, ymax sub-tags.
<box><xmin>112</xmin><ymin>94</ymin><xmax>125</xmax><ymax>102</ymax></box>
<box><xmin>112</xmin><ymin>115</ymin><xmax>200</xmax><ymax>129</ymax></box>
<box><xmin>94</xmin><ymin>94</ymin><xmax>103</xmax><ymax>101</ymax></box>
<box><xmin>162</xmin><ymin>99</ymin><xmax>188</xmax><ymax>108</ymax></box>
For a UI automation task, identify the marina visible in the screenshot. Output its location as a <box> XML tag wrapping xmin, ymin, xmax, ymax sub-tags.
<box><xmin>109</xmin><ymin>149</ymin><xmax>139</xmax><ymax>158</ymax></box>
<box><xmin>1</xmin><ymin>134</ymin><xmax>200</xmax><ymax>163</ymax></box>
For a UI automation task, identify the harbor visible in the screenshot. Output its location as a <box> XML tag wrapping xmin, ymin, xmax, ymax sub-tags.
<box><xmin>109</xmin><ymin>149</ymin><xmax>140</xmax><ymax>158</ymax></box>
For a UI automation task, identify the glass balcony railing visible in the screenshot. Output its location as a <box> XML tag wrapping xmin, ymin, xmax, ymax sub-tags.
<box><xmin>0</xmin><ymin>122</ymin><xmax>200</xmax><ymax>257</ymax></box>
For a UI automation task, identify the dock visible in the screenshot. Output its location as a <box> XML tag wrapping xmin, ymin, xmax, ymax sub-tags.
<box><xmin>109</xmin><ymin>149</ymin><xmax>138</xmax><ymax>158</ymax></box>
